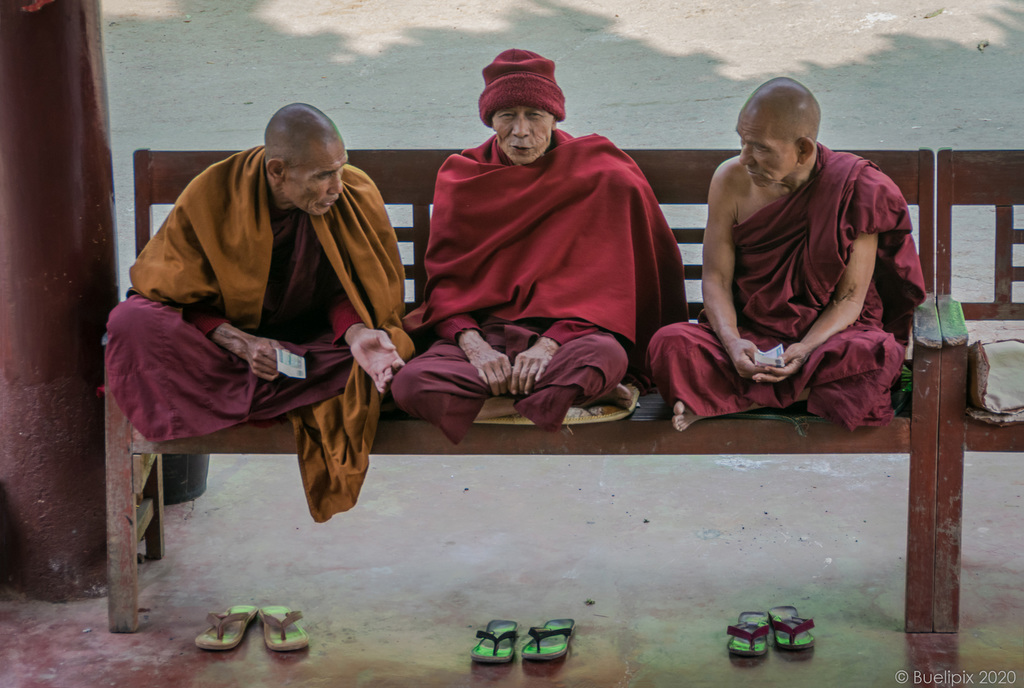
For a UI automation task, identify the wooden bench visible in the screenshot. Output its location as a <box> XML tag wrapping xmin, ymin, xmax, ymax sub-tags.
<box><xmin>107</xmin><ymin>147</ymin><xmax>945</xmax><ymax>633</ymax></box>
<box><xmin>932</xmin><ymin>149</ymin><xmax>1024</xmax><ymax>633</ymax></box>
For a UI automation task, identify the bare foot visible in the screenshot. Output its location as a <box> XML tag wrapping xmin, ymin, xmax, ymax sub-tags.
<box><xmin>475</xmin><ymin>396</ymin><xmax>518</xmax><ymax>420</ymax></box>
<box><xmin>671</xmin><ymin>400</ymin><xmax>703</xmax><ymax>431</ymax></box>
<box><xmin>555</xmin><ymin>385</ymin><xmax>638</xmax><ymax>420</ymax></box>
<box><xmin>589</xmin><ymin>383</ymin><xmax>635</xmax><ymax>410</ymax></box>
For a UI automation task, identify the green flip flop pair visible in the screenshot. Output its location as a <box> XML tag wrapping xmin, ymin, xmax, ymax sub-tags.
<box><xmin>471</xmin><ymin>618</ymin><xmax>575</xmax><ymax>663</ymax></box>
<box><xmin>726</xmin><ymin>606</ymin><xmax>815</xmax><ymax>656</ymax></box>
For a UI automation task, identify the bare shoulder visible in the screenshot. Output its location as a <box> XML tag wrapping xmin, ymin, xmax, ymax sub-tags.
<box><xmin>711</xmin><ymin>156</ymin><xmax>751</xmax><ymax>194</ymax></box>
<box><xmin>707</xmin><ymin>156</ymin><xmax>748</xmax><ymax>228</ymax></box>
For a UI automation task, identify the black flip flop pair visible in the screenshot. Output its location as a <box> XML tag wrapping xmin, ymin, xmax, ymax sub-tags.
<box><xmin>471</xmin><ymin>618</ymin><xmax>575</xmax><ymax>663</ymax></box>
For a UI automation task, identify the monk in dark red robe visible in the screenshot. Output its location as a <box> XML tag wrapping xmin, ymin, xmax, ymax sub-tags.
<box><xmin>105</xmin><ymin>104</ymin><xmax>413</xmax><ymax>522</ymax></box>
<box><xmin>648</xmin><ymin>78</ymin><xmax>926</xmax><ymax>431</ymax></box>
<box><xmin>392</xmin><ymin>49</ymin><xmax>687</xmax><ymax>444</ymax></box>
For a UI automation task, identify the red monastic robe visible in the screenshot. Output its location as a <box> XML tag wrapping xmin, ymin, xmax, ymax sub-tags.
<box><xmin>393</xmin><ymin>131</ymin><xmax>687</xmax><ymax>442</ymax></box>
<box><xmin>648</xmin><ymin>145</ymin><xmax>927</xmax><ymax>429</ymax></box>
<box><xmin>405</xmin><ymin>130</ymin><xmax>688</xmax><ymax>372</ymax></box>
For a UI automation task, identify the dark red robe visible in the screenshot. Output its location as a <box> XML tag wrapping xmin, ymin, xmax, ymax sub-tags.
<box><xmin>106</xmin><ymin>208</ymin><xmax>359</xmax><ymax>441</ymax></box>
<box><xmin>392</xmin><ymin>317</ymin><xmax>628</xmax><ymax>443</ymax></box>
<box><xmin>394</xmin><ymin>131</ymin><xmax>687</xmax><ymax>442</ymax></box>
<box><xmin>648</xmin><ymin>145</ymin><xmax>927</xmax><ymax>429</ymax></box>
<box><xmin>404</xmin><ymin>130</ymin><xmax>687</xmax><ymax>369</ymax></box>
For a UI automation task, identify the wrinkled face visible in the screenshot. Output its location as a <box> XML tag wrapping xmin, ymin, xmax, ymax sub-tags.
<box><xmin>735</xmin><ymin>108</ymin><xmax>802</xmax><ymax>189</ymax></box>
<box><xmin>491</xmin><ymin>106</ymin><xmax>557</xmax><ymax>165</ymax></box>
<box><xmin>276</xmin><ymin>137</ymin><xmax>348</xmax><ymax>215</ymax></box>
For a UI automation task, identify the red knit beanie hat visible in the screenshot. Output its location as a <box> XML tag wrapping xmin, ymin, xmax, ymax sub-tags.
<box><xmin>478</xmin><ymin>48</ymin><xmax>566</xmax><ymax>126</ymax></box>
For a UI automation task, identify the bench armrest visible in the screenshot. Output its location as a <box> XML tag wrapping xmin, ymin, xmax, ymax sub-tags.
<box><xmin>912</xmin><ymin>296</ymin><xmax>942</xmax><ymax>350</ymax></box>
<box><xmin>935</xmin><ymin>295</ymin><xmax>969</xmax><ymax>348</ymax></box>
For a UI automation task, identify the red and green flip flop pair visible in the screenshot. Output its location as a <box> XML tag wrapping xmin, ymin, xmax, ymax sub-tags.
<box><xmin>726</xmin><ymin>606</ymin><xmax>815</xmax><ymax>656</ymax></box>
<box><xmin>471</xmin><ymin>618</ymin><xmax>575</xmax><ymax>663</ymax></box>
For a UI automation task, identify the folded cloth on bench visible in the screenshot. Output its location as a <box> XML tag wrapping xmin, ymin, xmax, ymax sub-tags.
<box><xmin>966</xmin><ymin>407</ymin><xmax>1024</xmax><ymax>425</ymax></box>
<box><xmin>969</xmin><ymin>339</ymin><xmax>1024</xmax><ymax>416</ymax></box>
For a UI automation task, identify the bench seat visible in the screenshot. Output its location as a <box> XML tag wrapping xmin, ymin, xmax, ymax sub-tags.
<box><xmin>122</xmin><ymin>395</ymin><xmax>915</xmax><ymax>457</ymax></box>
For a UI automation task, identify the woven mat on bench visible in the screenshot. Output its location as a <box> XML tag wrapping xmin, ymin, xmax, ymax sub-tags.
<box><xmin>475</xmin><ymin>384</ymin><xmax>641</xmax><ymax>426</ymax></box>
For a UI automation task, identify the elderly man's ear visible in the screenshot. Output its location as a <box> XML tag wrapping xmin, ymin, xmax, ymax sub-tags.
<box><xmin>266</xmin><ymin>157</ymin><xmax>286</xmax><ymax>183</ymax></box>
<box><xmin>796</xmin><ymin>137</ymin><xmax>816</xmax><ymax>165</ymax></box>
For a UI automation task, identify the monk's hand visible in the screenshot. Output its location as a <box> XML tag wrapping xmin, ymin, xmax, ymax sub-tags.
<box><xmin>752</xmin><ymin>342</ymin><xmax>813</xmax><ymax>383</ymax></box>
<box><xmin>457</xmin><ymin>329</ymin><xmax>512</xmax><ymax>396</ymax></box>
<box><xmin>210</xmin><ymin>323</ymin><xmax>281</xmax><ymax>381</ymax></box>
<box><xmin>724</xmin><ymin>338</ymin><xmax>763</xmax><ymax>380</ymax></box>
<box><xmin>345</xmin><ymin>324</ymin><xmax>405</xmax><ymax>394</ymax></box>
<box><xmin>510</xmin><ymin>336</ymin><xmax>559</xmax><ymax>395</ymax></box>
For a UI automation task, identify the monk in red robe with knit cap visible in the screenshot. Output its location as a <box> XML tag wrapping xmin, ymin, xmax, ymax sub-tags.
<box><xmin>392</xmin><ymin>49</ymin><xmax>687</xmax><ymax>444</ymax></box>
<box><xmin>648</xmin><ymin>78</ymin><xmax>926</xmax><ymax>432</ymax></box>
<box><xmin>104</xmin><ymin>103</ymin><xmax>413</xmax><ymax>522</ymax></box>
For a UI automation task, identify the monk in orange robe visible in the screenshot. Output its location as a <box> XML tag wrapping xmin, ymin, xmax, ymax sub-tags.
<box><xmin>648</xmin><ymin>78</ymin><xmax>926</xmax><ymax>432</ymax></box>
<box><xmin>104</xmin><ymin>104</ymin><xmax>413</xmax><ymax>522</ymax></box>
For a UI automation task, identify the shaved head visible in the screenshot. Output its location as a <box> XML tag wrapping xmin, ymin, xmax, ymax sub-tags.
<box><xmin>264</xmin><ymin>103</ymin><xmax>343</xmax><ymax>166</ymax></box>
<box><xmin>740</xmin><ymin>77</ymin><xmax>821</xmax><ymax>143</ymax></box>
<box><xmin>264</xmin><ymin>104</ymin><xmax>348</xmax><ymax>215</ymax></box>
<box><xmin>734</xmin><ymin>78</ymin><xmax>821</xmax><ymax>192</ymax></box>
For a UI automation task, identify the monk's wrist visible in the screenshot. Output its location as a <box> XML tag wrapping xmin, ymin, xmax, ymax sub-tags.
<box><xmin>537</xmin><ymin>336</ymin><xmax>560</xmax><ymax>352</ymax></box>
<box><xmin>791</xmin><ymin>340</ymin><xmax>818</xmax><ymax>357</ymax></box>
<box><xmin>456</xmin><ymin>328</ymin><xmax>484</xmax><ymax>348</ymax></box>
<box><xmin>718</xmin><ymin>332</ymin><xmax>743</xmax><ymax>350</ymax></box>
<box><xmin>344</xmin><ymin>322</ymin><xmax>369</xmax><ymax>346</ymax></box>
<box><xmin>210</xmin><ymin>323</ymin><xmax>251</xmax><ymax>357</ymax></box>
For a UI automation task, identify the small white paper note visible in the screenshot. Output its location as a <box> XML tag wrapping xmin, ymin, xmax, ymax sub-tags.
<box><xmin>754</xmin><ymin>344</ymin><xmax>785</xmax><ymax>368</ymax></box>
<box><xmin>276</xmin><ymin>348</ymin><xmax>307</xmax><ymax>379</ymax></box>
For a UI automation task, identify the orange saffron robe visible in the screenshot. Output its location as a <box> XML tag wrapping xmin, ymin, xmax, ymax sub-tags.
<box><xmin>125</xmin><ymin>147</ymin><xmax>413</xmax><ymax>521</ymax></box>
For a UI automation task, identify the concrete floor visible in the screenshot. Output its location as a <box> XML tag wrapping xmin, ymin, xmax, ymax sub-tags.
<box><xmin>2</xmin><ymin>449</ymin><xmax>1021</xmax><ymax>687</ymax></box>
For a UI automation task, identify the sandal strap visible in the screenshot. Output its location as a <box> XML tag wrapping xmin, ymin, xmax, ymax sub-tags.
<box><xmin>206</xmin><ymin>610</ymin><xmax>251</xmax><ymax>640</ymax></box>
<box><xmin>263</xmin><ymin>610</ymin><xmax>304</xmax><ymax>640</ymax></box>
<box><xmin>528</xmin><ymin>626</ymin><xmax>571</xmax><ymax>644</ymax></box>
<box><xmin>727</xmin><ymin>622</ymin><xmax>770</xmax><ymax>643</ymax></box>
<box><xmin>475</xmin><ymin>629</ymin><xmax>517</xmax><ymax>656</ymax></box>
<box><xmin>771</xmin><ymin>616</ymin><xmax>815</xmax><ymax>643</ymax></box>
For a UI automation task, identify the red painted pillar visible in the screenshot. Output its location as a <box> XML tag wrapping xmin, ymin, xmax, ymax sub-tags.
<box><xmin>0</xmin><ymin>0</ymin><xmax>117</xmax><ymax>598</ymax></box>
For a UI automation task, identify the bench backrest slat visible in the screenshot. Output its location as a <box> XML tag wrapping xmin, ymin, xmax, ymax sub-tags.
<box><xmin>133</xmin><ymin>147</ymin><xmax>935</xmax><ymax>317</ymax></box>
<box><xmin>936</xmin><ymin>148</ymin><xmax>1024</xmax><ymax>321</ymax></box>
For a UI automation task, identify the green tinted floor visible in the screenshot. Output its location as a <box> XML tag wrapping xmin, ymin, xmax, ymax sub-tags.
<box><xmin>2</xmin><ymin>451</ymin><xmax>1022</xmax><ymax>687</ymax></box>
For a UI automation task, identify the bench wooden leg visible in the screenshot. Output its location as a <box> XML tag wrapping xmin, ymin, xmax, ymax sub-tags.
<box><xmin>905</xmin><ymin>342</ymin><xmax>942</xmax><ymax>632</ymax></box>
<box><xmin>142</xmin><ymin>454</ymin><xmax>165</xmax><ymax>561</ymax></box>
<box><xmin>105</xmin><ymin>392</ymin><xmax>139</xmax><ymax>633</ymax></box>
<box><xmin>933</xmin><ymin>343</ymin><xmax>967</xmax><ymax>632</ymax></box>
